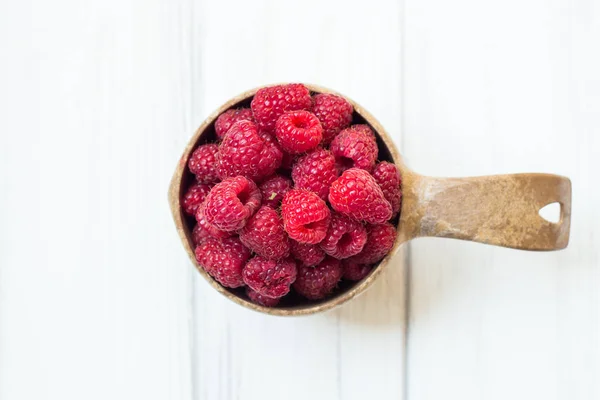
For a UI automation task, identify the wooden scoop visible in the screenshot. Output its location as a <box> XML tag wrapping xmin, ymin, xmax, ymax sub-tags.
<box><xmin>168</xmin><ymin>84</ymin><xmax>572</xmax><ymax>316</ymax></box>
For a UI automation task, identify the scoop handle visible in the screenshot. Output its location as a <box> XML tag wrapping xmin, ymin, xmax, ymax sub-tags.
<box><xmin>407</xmin><ymin>173</ymin><xmax>571</xmax><ymax>250</ymax></box>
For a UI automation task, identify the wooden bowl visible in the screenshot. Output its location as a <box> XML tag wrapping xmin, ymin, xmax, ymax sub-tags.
<box><xmin>169</xmin><ymin>84</ymin><xmax>572</xmax><ymax>316</ymax></box>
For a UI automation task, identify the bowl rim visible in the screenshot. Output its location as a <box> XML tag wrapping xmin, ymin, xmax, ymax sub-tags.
<box><xmin>168</xmin><ymin>83</ymin><xmax>405</xmax><ymax>316</ymax></box>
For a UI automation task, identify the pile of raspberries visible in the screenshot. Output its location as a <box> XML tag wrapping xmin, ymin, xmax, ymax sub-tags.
<box><xmin>182</xmin><ymin>83</ymin><xmax>402</xmax><ymax>307</ymax></box>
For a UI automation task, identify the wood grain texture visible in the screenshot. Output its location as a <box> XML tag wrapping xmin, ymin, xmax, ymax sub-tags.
<box><xmin>0</xmin><ymin>1</ymin><xmax>193</xmax><ymax>399</ymax></box>
<box><xmin>407</xmin><ymin>173</ymin><xmax>571</xmax><ymax>250</ymax></box>
<box><xmin>191</xmin><ymin>0</ymin><xmax>404</xmax><ymax>398</ymax></box>
<box><xmin>404</xmin><ymin>0</ymin><xmax>600</xmax><ymax>399</ymax></box>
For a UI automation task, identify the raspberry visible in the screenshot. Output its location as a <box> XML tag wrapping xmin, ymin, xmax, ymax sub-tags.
<box><xmin>214</xmin><ymin>108</ymin><xmax>254</xmax><ymax>140</ymax></box>
<box><xmin>243</xmin><ymin>256</ymin><xmax>297</xmax><ymax>298</ymax></box>
<box><xmin>349</xmin><ymin>222</ymin><xmax>397</xmax><ymax>264</ymax></box>
<box><xmin>330</xmin><ymin>125</ymin><xmax>378</xmax><ymax>172</ymax></box>
<box><xmin>195</xmin><ymin>237</ymin><xmax>251</xmax><ymax>288</ymax></box>
<box><xmin>204</xmin><ymin>176</ymin><xmax>262</xmax><ymax>231</ymax></box>
<box><xmin>259</xmin><ymin>174</ymin><xmax>292</xmax><ymax>209</ymax></box>
<box><xmin>290</xmin><ymin>240</ymin><xmax>326</xmax><ymax>267</ymax></box>
<box><xmin>320</xmin><ymin>212</ymin><xmax>368</xmax><ymax>259</ymax></box>
<box><xmin>311</xmin><ymin>93</ymin><xmax>353</xmax><ymax>144</ymax></box>
<box><xmin>347</xmin><ymin>124</ymin><xmax>376</xmax><ymax>140</ymax></box>
<box><xmin>281</xmin><ymin>189</ymin><xmax>331</xmax><ymax>244</ymax></box>
<box><xmin>291</xmin><ymin>149</ymin><xmax>338</xmax><ymax>201</ymax></box>
<box><xmin>182</xmin><ymin>183</ymin><xmax>212</xmax><ymax>215</ymax></box>
<box><xmin>239</xmin><ymin>206</ymin><xmax>290</xmax><ymax>260</ymax></box>
<box><xmin>274</xmin><ymin>110</ymin><xmax>323</xmax><ymax>154</ymax></box>
<box><xmin>246</xmin><ymin>287</ymin><xmax>280</xmax><ymax>307</ymax></box>
<box><xmin>372</xmin><ymin>161</ymin><xmax>402</xmax><ymax>217</ymax></box>
<box><xmin>257</xmin><ymin>132</ymin><xmax>285</xmax><ymax>180</ymax></box>
<box><xmin>329</xmin><ymin>168</ymin><xmax>392</xmax><ymax>224</ymax></box>
<box><xmin>251</xmin><ymin>84</ymin><xmax>312</xmax><ymax>133</ymax></box>
<box><xmin>188</xmin><ymin>144</ymin><xmax>220</xmax><ymax>184</ymax></box>
<box><xmin>342</xmin><ymin>259</ymin><xmax>373</xmax><ymax>281</ymax></box>
<box><xmin>193</xmin><ymin>202</ymin><xmax>232</xmax><ymax>244</ymax></box>
<box><xmin>293</xmin><ymin>257</ymin><xmax>343</xmax><ymax>300</ymax></box>
<box><xmin>217</xmin><ymin>120</ymin><xmax>282</xmax><ymax>182</ymax></box>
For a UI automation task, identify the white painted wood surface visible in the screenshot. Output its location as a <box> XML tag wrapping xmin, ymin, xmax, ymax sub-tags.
<box><xmin>1</xmin><ymin>0</ymin><xmax>598</xmax><ymax>400</ymax></box>
<box><xmin>0</xmin><ymin>1</ymin><xmax>194</xmax><ymax>399</ymax></box>
<box><xmin>404</xmin><ymin>1</ymin><xmax>600</xmax><ymax>399</ymax></box>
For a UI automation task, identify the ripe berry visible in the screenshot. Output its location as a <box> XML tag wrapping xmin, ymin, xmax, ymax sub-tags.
<box><xmin>214</xmin><ymin>108</ymin><xmax>254</xmax><ymax>140</ymax></box>
<box><xmin>347</xmin><ymin>124</ymin><xmax>376</xmax><ymax>140</ymax></box>
<box><xmin>239</xmin><ymin>206</ymin><xmax>290</xmax><ymax>260</ymax></box>
<box><xmin>182</xmin><ymin>183</ymin><xmax>212</xmax><ymax>216</ymax></box>
<box><xmin>259</xmin><ymin>175</ymin><xmax>292</xmax><ymax>209</ymax></box>
<box><xmin>320</xmin><ymin>212</ymin><xmax>368</xmax><ymax>259</ymax></box>
<box><xmin>193</xmin><ymin>202</ymin><xmax>232</xmax><ymax>244</ymax></box>
<box><xmin>203</xmin><ymin>176</ymin><xmax>261</xmax><ymax>231</ymax></box>
<box><xmin>293</xmin><ymin>257</ymin><xmax>343</xmax><ymax>300</ymax></box>
<box><xmin>330</xmin><ymin>125</ymin><xmax>378</xmax><ymax>172</ymax></box>
<box><xmin>275</xmin><ymin>110</ymin><xmax>323</xmax><ymax>154</ymax></box>
<box><xmin>281</xmin><ymin>189</ymin><xmax>331</xmax><ymax>244</ymax></box>
<box><xmin>290</xmin><ymin>240</ymin><xmax>326</xmax><ymax>267</ymax></box>
<box><xmin>188</xmin><ymin>144</ymin><xmax>220</xmax><ymax>184</ymax></box>
<box><xmin>291</xmin><ymin>148</ymin><xmax>338</xmax><ymax>201</ymax></box>
<box><xmin>246</xmin><ymin>287</ymin><xmax>280</xmax><ymax>307</ymax></box>
<box><xmin>329</xmin><ymin>168</ymin><xmax>392</xmax><ymax>224</ymax></box>
<box><xmin>251</xmin><ymin>84</ymin><xmax>312</xmax><ymax>133</ymax></box>
<box><xmin>217</xmin><ymin>120</ymin><xmax>282</xmax><ymax>182</ymax></box>
<box><xmin>243</xmin><ymin>256</ymin><xmax>297</xmax><ymax>298</ymax></box>
<box><xmin>349</xmin><ymin>222</ymin><xmax>397</xmax><ymax>264</ymax></box>
<box><xmin>311</xmin><ymin>93</ymin><xmax>353</xmax><ymax>144</ymax></box>
<box><xmin>195</xmin><ymin>237</ymin><xmax>251</xmax><ymax>288</ymax></box>
<box><xmin>372</xmin><ymin>161</ymin><xmax>402</xmax><ymax>217</ymax></box>
<box><xmin>342</xmin><ymin>260</ymin><xmax>373</xmax><ymax>281</ymax></box>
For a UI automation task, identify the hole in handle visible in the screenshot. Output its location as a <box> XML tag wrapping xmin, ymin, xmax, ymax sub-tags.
<box><xmin>539</xmin><ymin>202</ymin><xmax>561</xmax><ymax>223</ymax></box>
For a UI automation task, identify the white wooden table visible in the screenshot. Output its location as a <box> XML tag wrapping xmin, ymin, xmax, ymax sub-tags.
<box><xmin>1</xmin><ymin>1</ymin><xmax>598</xmax><ymax>399</ymax></box>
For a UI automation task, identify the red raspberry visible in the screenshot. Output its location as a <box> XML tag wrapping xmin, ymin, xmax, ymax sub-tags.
<box><xmin>195</xmin><ymin>237</ymin><xmax>251</xmax><ymax>288</ymax></box>
<box><xmin>320</xmin><ymin>212</ymin><xmax>368</xmax><ymax>259</ymax></box>
<box><xmin>342</xmin><ymin>259</ymin><xmax>373</xmax><ymax>281</ymax></box>
<box><xmin>372</xmin><ymin>161</ymin><xmax>402</xmax><ymax>217</ymax></box>
<box><xmin>251</xmin><ymin>84</ymin><xmax>312</xmax><ymax>133</ymax></box>
<box><xmin>330</xmin><ymin>125</ymin><xmax>378</xmax><ymax>172</ymax></box>
<box><xmin>291</xmin><ymin>149</ymin><xmax>338</xmax><ymax>201</ymax></box>
<box><xmin>311</xmin><ymin>93</ymin><xmax>353</xmax><ymax>144</ymax></box>
<box><xmin>329</xmin><ymin>168</ymin><xmax>392</xmax><ymax>224</ymax></box>
<box><xmin>214</xmin><ymin>108</ymin><xmax>254</xmax><ymax>140</ymax></box>
<box><xmin>281</xmin><ymin>189</ymin><xmax>331</xmax><ymax>244</ymax></box>
<box><xmin>347</xmin><ymin>124</ymin><xmax>376</xmax><ymax>140</ymax></box>
<box><xmin>246</xmin><ymin>287</ymin><xmax>280</xmax><ymax>307</ymax></box>
<box><xmin>293</xmin><ymin>257</ymin><xmax>343</xmax><ymax>300</ymax></box>
<box><xmin>217</xmin><ymin>120</ymin><xmax>282</xmax><ymax>182</ymax></box>
<box><xmin>239</xmin><ymin>206</ymin><xmax>290</xmax><ymax>260</ymax></box>
<box><xmin>182</xmin><ymin>183</ymin><xmax>212</xmax><ymax>215</ymax></box>
<box><xmin>259</xmin><ymin>174</ymin><xmax>292</xmax><ymax>209</ymax></box>
<box><xmin>257</xmin><ymin>131</ymin><xmax>285</xmax><ymax>179</ymax></box>
<box><xmin>188</xmin><ymin>144</ymin><xmax>220</xmax><ymax>184</ymax></box>
<box><xmin>243</xmin><ymin>256</ymin><xmax>297</xmax><ymax>298</ymax></box>
<box><xmin>204</xmin><ymin>176</ymin><xmax>261</xmax><ymax>231</ymax></box>
<box><xmin>349</xmin><ymin>222</ymin><xmax>397</xmax><ymax>264</ymax></box>
<box><xmin>290</xmin><ymin>240</ymin><xmax>326</xmax><ymax>267</ymax></box>
<box><xmin>274</xmin><ymin>110</ymin><xmax>323</xmax><ymax>154</ymax></box>
<box><xmin>193</xmin><ymin>203</ymin><xmax>232</xmax><ymax>244</ymax></box>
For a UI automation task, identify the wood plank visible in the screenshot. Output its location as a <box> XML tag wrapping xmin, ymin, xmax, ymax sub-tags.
<box><xmin>0</xmin><ymin>1</ymin><xmax>194</xmax><ymax>399</ymax></box>
<box><xmin>192</xmin><ymin>1</ymin><xmax>405</xmax><ymax>399</ymax></box>
<box><xmin>403</xmin><ymin>0</ymin><xmax>600</xmax><ymax>399</ymax></box>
